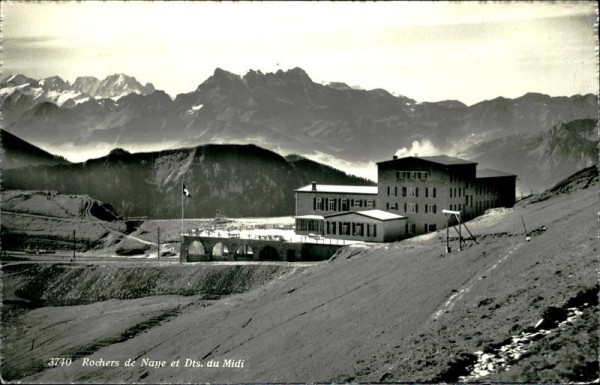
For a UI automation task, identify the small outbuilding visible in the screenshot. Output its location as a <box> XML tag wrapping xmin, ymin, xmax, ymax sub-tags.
<box><xmin>324</xmin><ymin>209</ymin><xmax>406</xmax><ymax>242</ymax></box>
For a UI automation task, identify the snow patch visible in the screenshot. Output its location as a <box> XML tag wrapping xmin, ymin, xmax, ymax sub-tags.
<box><xmin>460</xmin><ymin>306</ymin><xmax>587</xmax><ymax>381</ymax></box>
<box><xmin>186</xmin><ymin>104</ymin><xmax>204</xmax><ymax>115</ymax></box>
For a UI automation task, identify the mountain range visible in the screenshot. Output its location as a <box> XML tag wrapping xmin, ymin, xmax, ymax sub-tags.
<box><xmin>0</xmin><ymin>68</ymin><xmax>597</xmax><ymax>195</ymax></box>
<box><xmin>0</xmin><ymin>73</ymin><xmax>155</xmax><ymax>105</ymax></box>
<box><xmin>1</xmin><ymin>69</ymin><xmax>597</xmax><ymax>162</ymax></box>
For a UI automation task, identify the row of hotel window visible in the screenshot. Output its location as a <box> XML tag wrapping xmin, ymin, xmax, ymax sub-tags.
<box><xmin>395</xmin><ymin>171</ymin><xmax>484</xmax><ymax>187</ymax></box>
<box><xmin>313</xmin><ymin>197</ymin><xmax>376</xmax><ymax>211</ymax></box>
<box><xmin>296</xmin><ymin>219</ymin><xmax>379</xmax><ymax>238</ymax></box>
<box><xmin>301</xmin><ymin>220</ymin><xmax>438</xmax><ymax>238</ymax></box>
<box><xmin>385</xmin><ymin>202</ymin><xmax>438</xmax><ymax>213</ymax></box>
<box><xmin>325</xmin><ymin>221</ymin><xmax>377</xmax><ymax>237</ymax></box>
<box><xmin>396</xmin><ymin>171</ymin><xmax>428</xmax><ymax>180</ymax></box>
<box><xmin>388</xmin><ymin>185</ymin><xmax>497</xmax><ymax>200</ymax></box>
<box><xmin>386</xmin><ymin>186</ymin><xmax>437</xmax><ymax>197</ymax></box>
<box><xmin>446</xmin><ymin>200</ymin><xmax>498</xmax><ymax>213</ymax></box>
<box><xmin>296</xmin><ymin>219</ymin><xmax>322</xmax><ymax>232</ymax></box>
<box><xmin>450</xmin><ymin>185</ymin><xmax>497</xmax><ymax>197</ymax></box>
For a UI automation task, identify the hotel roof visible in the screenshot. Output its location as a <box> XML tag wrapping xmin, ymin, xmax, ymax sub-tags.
<box><xmin>295</xmin><ymin>184</ymin><xmax>378</xmax><ymax>195</ymax></box>
<box><xmin>294</xmin><ymin>215</ymin><xmax>325</xmax><ymax>220</ymax></box>
<box><xmin>476</xmin><ymin>168</ymin><xmax>517</xmax><ymax>178</ymax></box>
<box><xmin>325</xmin><ymin>209</ymin><xmax>405</xmax><ymax>221</ymax></box>
<box><xmin>377</xmin><ymin>155</ymin><xmax>477</xmax><ymax>166</ymax></box>
<box><xmin>419</xmin><ymin>155</ymin><xmax>477</xmax><ymax>165</ymax></box>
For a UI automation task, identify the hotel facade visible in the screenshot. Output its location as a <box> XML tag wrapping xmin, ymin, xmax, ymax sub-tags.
<box><xmin>294</xmin><ymin>155</ymin><xmax>516</xmax><ymax>241</ymax></box>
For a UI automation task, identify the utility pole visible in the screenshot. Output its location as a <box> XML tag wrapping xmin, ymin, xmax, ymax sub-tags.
<box><xmin>157</xmin><ymin>227</ymin><xmax>160</xmax><ymax>259</ymax></box>
<box><xmin>446</xmin><ymin>224</ymin><xmax>450</xmax><ymax>253</ymax></box>
<box><xmin>458</xmin><ymin>214</ymin><xmax>462</xmax><ymax>251</ymax></box>
<box><xmin>521</xmin><ymin>216</ymin><xmax>530</xmax><ymax>241</ymax></box>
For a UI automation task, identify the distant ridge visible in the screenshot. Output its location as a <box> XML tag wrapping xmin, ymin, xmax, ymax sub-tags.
<box><xmin>0</xmin><ymin>129</ymin><xmax>68</xmax><ymax>170</ymax></box>
<box><xmin>2</xmin><ymin>132</ymin><xmax>371</xmax><ymax>218</ymax></box>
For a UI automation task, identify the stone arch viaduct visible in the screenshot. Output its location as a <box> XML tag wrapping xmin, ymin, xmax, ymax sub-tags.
<box><xmin>180</xmin><ymin>235</ymin><xmax>343</xmax><ymax>262</ymax></box>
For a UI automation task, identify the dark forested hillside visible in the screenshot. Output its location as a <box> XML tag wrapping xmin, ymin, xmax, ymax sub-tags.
<box><xmin>2</xmin><ymin>141</ymin><xmax>373</xmax><ymax>218</ymax></box>
<box><xmin>0</xmin><ymin>129</ymin><xmax>69</xmax><ymax>170</ymax></box>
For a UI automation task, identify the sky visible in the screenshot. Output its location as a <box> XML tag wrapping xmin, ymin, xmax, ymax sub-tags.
<box><xmin>1</xmin><ymin>1</ymin><xmax>598</xmax><ymax>105</ymax></box>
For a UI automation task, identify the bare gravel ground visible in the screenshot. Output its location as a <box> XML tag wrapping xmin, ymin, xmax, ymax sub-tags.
<box><xmin>3</xmin><ymin>176</ymin><xmax>595</xmax><ymax>384</ymax></box>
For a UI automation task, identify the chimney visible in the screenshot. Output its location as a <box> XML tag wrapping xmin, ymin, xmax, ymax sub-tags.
<box><xmin>393</xmin><ymin>155</ymin><xmax>398</xmax><ymax>160</ymax></box>
<box><xmin>311</xmin><ymin>181</ymin><xmax>317</xmax><ymax>191</ymax></box>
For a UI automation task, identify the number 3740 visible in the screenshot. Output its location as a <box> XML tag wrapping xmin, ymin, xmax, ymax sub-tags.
<box><xmin>48</xmin><ymin>358</ymin><xmax>72</xmax><ymax>367</ymax></box>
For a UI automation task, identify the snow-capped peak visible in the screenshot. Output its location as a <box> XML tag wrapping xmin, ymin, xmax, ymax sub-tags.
<box><xmin>0</xmin><ymin>73</ymin><xmax>156</xmax><ymax>109</ymax></box>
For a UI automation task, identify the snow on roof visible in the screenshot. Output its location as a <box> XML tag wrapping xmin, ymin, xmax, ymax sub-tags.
<box><xmin>357</xmin><ymin>210</ymin><xmax>405</xmax><ymax>220</ymax></box>
<box><xmin>294</xmin><ymin>215</ymin><xmax>325</xmax><ymax>220</ymax></box>
<box><xmin>476</xmin><ymin>168</ymin><xmax>517</xmax><ymax>178</ymax></box>
<box><xmin>295</xmin><ymin>184</ymin><xmax>378</xmax><ymax>195</ymax></box>
<box><xmin>325</xmin><ymin>209</ymin><xmax>405</xmax><ymax>221</ymax></box>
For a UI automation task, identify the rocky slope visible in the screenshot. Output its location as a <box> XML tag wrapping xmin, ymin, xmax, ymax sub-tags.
<box><xmin>460</xmin><ymin>118</ymin><xmax>598</xmax><ymax>193</ymax></box>
<box><xmin>2</xmin><ymin>133</ymin><xmax>373</xmax><ymax>218</ymax></box>
<box><xmin>2</xmin><ymin>166</ymin><xmax>597</xmax><ymax>383</ymax></box>
<box><xmin>1</xmin><ymin>263</ymin><xmax>308</xmax><ymax>381</ymax></box>
<box><xmin>0</xmin><ymin>190</ymin><xmax>125</xmax><ymax>252</ymax></box>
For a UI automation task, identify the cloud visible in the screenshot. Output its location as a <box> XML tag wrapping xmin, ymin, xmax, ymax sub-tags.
<box><xmin>395</xmin><ymin>140</ymin><xmax>441</xmax><ymax>158</ymax></box>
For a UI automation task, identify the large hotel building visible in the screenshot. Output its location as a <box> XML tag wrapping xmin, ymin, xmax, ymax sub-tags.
<box><xmin>294</xmin><ymin>155</ymin><xmax>516</xmax><ymax>242</ymax></box>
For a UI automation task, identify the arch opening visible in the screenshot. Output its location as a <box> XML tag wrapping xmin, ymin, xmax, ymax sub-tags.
<box><xmin>188</xmin><ymin>240</ymin><xmax>206</xmax><ymax>256</ymax></box>
<box><xmin>235</xmin><ymin>244</ymin><xmax>254</xmax><ymax>260</ymax></box>
<box><xmin>258</xmin><ymin>245</ymin><xmax>280</xmax><ymax>261</ymax></box>
<box><xmin>211</xmin><ymin>242</ymin><xmax>229</xmax><ymax>258</ymax></box>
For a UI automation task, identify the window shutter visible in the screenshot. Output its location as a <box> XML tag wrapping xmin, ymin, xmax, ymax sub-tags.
<box><xmin>425</xmin><ymin>205</ymin><xmax>428</xmax><ymax>213</ymax></box>
<box><xmin>387</xmin><ymin>186</ymin><xmax>390</xmax><ymax>196</ymax></box>
<box><xmin>404</xmin><ymin>202</ymin><xmax>407</xmax><ymax>212</ymax></box>
<box><xmin>402</xmin><ymin>187</ymin><xmax>407</xmax><ymax>197</ymax></box>
<box><xmin>433</xmin><ymin>188</ymin><xmax>437</xmax><ymax>198</ymax></box>
<box><xmin>416</xmin><ymin>204</ymin><xmax>419</xmax><ymax>213</ymax></box>
<box><xmin>434</xmin><ymin>205</ymin><xmax>437</xmax><ymax>214</ymax></box>
<box><xmin>425</xmin><ymin>188</ymin><xmax>429</xmax><ymax>198</ymax></box>
<box><xmin>313</xmin><ymin>197</ymin><xmax>316</xmax><ymax>210</ymax></box>
<box><xmin>416</xmin><ymin>187</ymin><xmax>419</xmax><ymax>197</ymax></box>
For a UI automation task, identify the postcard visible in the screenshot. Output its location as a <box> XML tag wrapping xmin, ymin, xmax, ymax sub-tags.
<box><xmin>1</xmin><ymin>1</ymin><xmax>598</xmax><ymax>383</ymax></box>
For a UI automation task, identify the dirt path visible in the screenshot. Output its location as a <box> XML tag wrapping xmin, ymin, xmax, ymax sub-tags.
<box><xmin>430</xmin><ymin>240</ymin><xmax>524</xmax><ymax>322</ymax></box>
